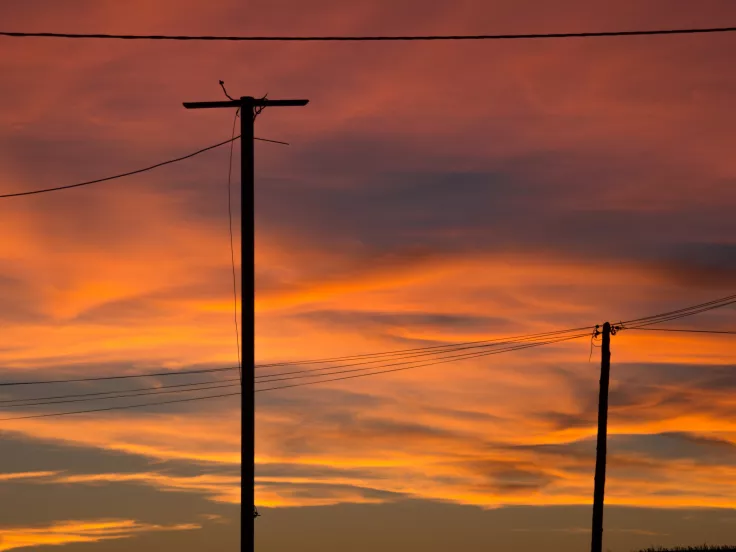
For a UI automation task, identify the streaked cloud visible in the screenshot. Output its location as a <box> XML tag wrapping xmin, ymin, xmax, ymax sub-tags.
<box><xmin>53</xmin><ymin>472</ymin><xmax>240</xmax><ymax>504</ymax></box>
<box><xmin>0</xmin><ymin>411</ymin><xmax>240</xmax><ymax>465</ymax></box>
<box><xmin>0</xmin><ymin>519</ymin><xmax>199</xmax><ymax>552</ymax></box>
<box><xmin>0</xmin><ymin>472</ymin><xmax>58</xmax><ymax>482</ymax></box>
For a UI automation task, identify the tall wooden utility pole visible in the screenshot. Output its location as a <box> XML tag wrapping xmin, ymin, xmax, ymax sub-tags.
<box><xmin>591</xmin><ymin>321</ymin><xmax>611</xmax><ymax>552</ymax></box>
<box><xmin>183</xmin><ymin>95</ymin><xmax>308</xmax><ymax>552</ymax></box>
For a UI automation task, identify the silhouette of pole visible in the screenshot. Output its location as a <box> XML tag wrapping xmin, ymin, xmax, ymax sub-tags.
<box><xmin>183</xmin><ymin>95</ymin><xmax>308</xmax><ymax>552</ymax></box>
<box><xmin>241</xmin><ymin>96</ymin><xmax>256</xmax><ymax>541</ymax></box>
<box><xmin>591</xmin><ymin>321</ymin><xmax>611</xmax><ymax>552</ymax></box>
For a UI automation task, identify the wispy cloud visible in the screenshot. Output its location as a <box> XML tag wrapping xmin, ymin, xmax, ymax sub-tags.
<box><xmin>0</xmin><ymin>519</ymin><xmax>199</xmax><ymax>551</ymax></box>
<box><xmin>0</xmin><ymin>472</ymin><xmax>58</xmax><ymax>482</ymax></box>
<box><xmin>52</xmin><ymin>472</ymin><xmax>240</xmax><ymax>504</ymax></box>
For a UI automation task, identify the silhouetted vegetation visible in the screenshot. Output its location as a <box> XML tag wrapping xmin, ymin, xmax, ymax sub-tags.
<box><xmin>639</xmin><ymin>546</ymin><xmax>736</xmax><ymax>552</ymax></box>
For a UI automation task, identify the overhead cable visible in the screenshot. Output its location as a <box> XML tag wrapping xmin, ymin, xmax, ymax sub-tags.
<box><xmin>619</xmin><ymin>293</ymin><xmax>736</xmax><ymax>327</ymax></box>
<box><xmin>225</xmin><ymin>108</ymin><xmax>242</xmax><ymax>385</ymax></box>
<box><xmin>256</xmin><ymin>325</ymin><xmax>595</xmax><ymax>369</ymax></box>
<box><xmin>0</xmin><ymin>366</ymin><xmax>239</xmax><ymax>387</ymax></box>
<box><xmin>0</xmin><ymin>391</ymin><xmax>240</xmax><ymax>421</ymax></box>
<box><xmin>625</xmin><ymin>327</ymin><xmax>736</xmax><ymax>335</ymax></box>
<box><xmin>0</xmin><ymin>135</ymin><xmax>286</xmax><ymax>199</ymax></box>
<box><xmin>0</xmin><ymin>381</ymin><xmax>240</xmax><ymax>409</ymax></box>
<box><xmin>255</xmin><ymin>328</ymin><xmax>594</xmax><ymax>380</ymax></box>
<box><xmin>1</xmin><ymin>27</ymin><xmax>736</xmax><ymax>42</ymax></box>
<box><xmin>0</xmin><ymin>377</ymin><xmax>241</xmax><ymax>405</ymax></box>
<box><xmin>256</xmin><ymin>332</ymin><xmax>589</xmax><ymax>392</ymax></box>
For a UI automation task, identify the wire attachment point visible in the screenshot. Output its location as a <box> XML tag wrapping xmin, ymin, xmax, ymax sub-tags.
<box><xmin>253</xmin><ymin>93</ymin><xmax>268</xmax><ymax>121</ymax></box>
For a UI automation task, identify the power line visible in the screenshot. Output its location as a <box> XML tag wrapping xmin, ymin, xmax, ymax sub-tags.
<box><xmin>0</xmin><ymin>366</ymin><xmax>239</xmax><ymax>387</ymax></box>
<box><xmin>0</xmin><ymin>135</ymin><xmax>286</xmax><ymax>199</ymax></box>
<box><xmin>256</xmin><ymin>332</ymin><xmax>592</xmax><ymax>385</ymax></box>
<box><xmin>0</xmin><ymin>136</ymin><xmax>236</xmax><ymax>198</ymax></box>
<box><xmin>254</xmin><ymin>298</ymin><xmax>729</xmax><ymax>392</ymax></box>
<box><xmin>256</xmin><ymin>326</ymin><xmax>595</xmax><ymax>369</ymax></box>
<box><xmin>254</xmin><ymin>294</ymin><xmax>736</xmax><ymax>380</ymax></box>
<box><xmin>619</xmin><ymin>293</ymin><xmax>736</xmax><ymax>327</ymax></box>
<box><xmin>226</xmin><ymin>109</ymin><xmax>242</xmax><ymax>385</ymax></box>
<box><xmin>0</xmin><ymin>377</ymin><xmax>241</xmax><ymax>405</ymax></box>
<box><xmin>256</xmin><ymin>332</ymin><xmax>588</xmax><ymax>393</ymax></box>
<box><xmin>253</xmin><ymin>137</ymin><xmax>290</xmax><ymax>145</ymax></box>
<box><xmin>619</xmin><ymin>302</ymin><xmax>736</xmax><ymax>331</ymax></box>
<box><xmin>1</xmin><ymin>27</ymin><xmax>736</xmax><ymax>42</ymax></box>
<box><xmin>625</xmin><ymin>328</ymin><xmax>736</xmax><ymax>335</ymax></box>
<box><xmin>2</xmin><ymin>296</ymin><xmax>729</xmax><ymax>394</ymax></box>
<box><xmin>2</xmin><ymin>383</ymin><xmax>239</xmax><ymax>408</ymax></box>
<box><xmin>0</xmin><ymin>391</ymin><xmax>240</xmax><ymax>421</ymax></box>
<box><xmin>255</xmin><ymin>328</ymin><xmax>594</xmax><ymax>380</ymax></box>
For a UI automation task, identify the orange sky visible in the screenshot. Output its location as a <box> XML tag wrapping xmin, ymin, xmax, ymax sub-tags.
<box><xmin>0</xmin><ymin>1</ymin><xmax>735</xmax><ymax>551</ymax></box>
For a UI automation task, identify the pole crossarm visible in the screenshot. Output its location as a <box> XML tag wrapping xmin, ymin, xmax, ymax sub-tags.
<box><xmin>183</xmin><ymin>97</ymin><xmax>309</xmax><ymax>109</ymax></box>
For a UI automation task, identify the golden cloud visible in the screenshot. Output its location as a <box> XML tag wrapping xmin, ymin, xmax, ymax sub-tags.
<box><xmin>0</xmin><ymin>519</ymin><xmax>199</xmax><ymax>552</ymax></box>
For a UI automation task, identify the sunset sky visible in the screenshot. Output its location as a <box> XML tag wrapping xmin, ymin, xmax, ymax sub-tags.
<box><xmin>0</xmin><ymin>1</ymin><xmax>735</xmax><ymax>551</ymax></box>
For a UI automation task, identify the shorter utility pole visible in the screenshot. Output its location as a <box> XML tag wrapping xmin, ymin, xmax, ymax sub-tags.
<box><xmin>590</xmin><ymin>321</ymin><xmax>611</xmax><ymax>552</ymax></box>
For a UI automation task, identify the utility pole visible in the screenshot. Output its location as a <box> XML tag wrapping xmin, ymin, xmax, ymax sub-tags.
<box><xmin>183</xmin><ymin>94</ymin><xmax>308</xmax><ymax>552</ymax></box>
<box><xmin>590</xmin><ymin>321</ymin><xmax>611</xmax><ymax>552</ymax></box>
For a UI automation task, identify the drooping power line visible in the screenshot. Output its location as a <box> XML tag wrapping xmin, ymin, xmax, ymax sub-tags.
<box><xmin>255</xmin><ymin>332</ymin><xmax>589</xmax><ymax>393</ymax></box>
<box><xmin>255</xmin><ymin>332</ymin><xmax>592</xmax><ymax>386</ymax></box>
<box><xmin>226</xmin><ymin>108</ymin><xmax>243</xmax><ymax>385</ymax></box>
<box><xmin>620</xmin><ymin>293</ymin><xmax>736</xmax><ymax>325</ymax></box>
<box><xmin>254</xmin><ymin>294</ymin><xmax>736</xmax><ymax>391</ymax></box>
<box><xmin>0</xmin><ymin>135</ymin><xmax>287</xmax><ymax>199</ymax></box>
<box><xmin>254</xmin><ymin>295</ymin><xmax>736</xmax><ymax>375</ymax></box>
<box><xmin>254</xmin><ymin>328</ymin><xmax>594</xmax><ymax>380</ymax></box>
<box><xmin>0</xmin><ymin>137</ymin><xmax>235</xmax><ymax>198</ymax></box>
<box><xmin>625</xmin><ymin>328</ymin><xmax>736</xmax><ymax>335</ymax></box>
<box><xmin>0</xmin><ymin>366</ymin><xmax>239</xmax><ymax>387</ymax></box>
<box><xmin>1</xmin><ymin>27</ymin><xmax>736</xmax><ymax>42</ymax></box>
<box><xmin>0</xmin><ymin>381</ymin><xmax>241</xmax><ymax>409</ymax></box>
<box><xmin>619</xmin><ymin>294</ymin><xmax>736</xmax><ymax>330</ymax></box>
<box><xmin>0</xmin><ymin>391</ymin><xmax>240</xmax><ymax>421</ymax></box>
<box><xmin>3</xmin><ymin>296</ymin><xmax>732</xmax><ymax>398</ymax></box>
<box><xmin>255</xmin><ymin>325</ymin><xmax>595</xmax><ymax>369</ymax></box>
<box><xmin>0</xmin><ymin>377</ymin><xmax>241</xmax><ymax>405</ymax></box>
